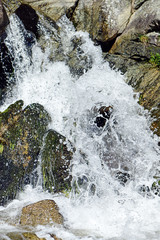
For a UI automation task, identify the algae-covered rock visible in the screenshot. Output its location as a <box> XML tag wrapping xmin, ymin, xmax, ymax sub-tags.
<box><xmin>0</xmin><ymin>100</ymin><xmax>51</xmax><ymax>205</ymax></box>
<box><xmin>20</xmin><ymin>199</ymin><xmax>64</xmax><ymax>226</ymax></box>
<box><xmin>41</xmin><ymin>129</ymin><xmax>73</xmax><ymax>193</ymax></box>
<box><xmin>6</xmin><ymin>232</ymin><xmax>46</xmax><ymax>240</ymax></box>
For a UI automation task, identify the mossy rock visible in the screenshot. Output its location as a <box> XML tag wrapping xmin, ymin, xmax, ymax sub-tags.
<box><xmin>0</xmin><ymin>100</ymin><xmax>51</xmax><ymax>205</ymax></box>
<box><xmin>6</xmin><ymin>232</ymin><xmax>46</xmax><ymax>240</ymax></box>
<box><xmin>41</xmin><ymin>129</ymin><xmax>73</xmax><ymax>193</ymax></box>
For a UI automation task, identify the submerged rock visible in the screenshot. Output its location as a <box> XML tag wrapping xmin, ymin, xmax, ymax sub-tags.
<box><xmin>114</xmin><ymin>171</ymin><xmax>130</xmax><ymax>186</ymax></box>
<box><xmin>6</xmin><ymin>232</ymin><xmax>46</xmax><ymax>240</ymax></box>
<box><xmin>22</xmin><ymin>233</ymin><xmax>46</xmax><ymax>240</ymax></box>
<box><xmin>94</xmin><ymin>106</ymin><xmax>113</xmax><ymax>128</ymax></box>
<box><xmin>20</xmin><ymin>199</ymin><xmax>64</xmax><ymax>226</ymax></box>
<box><xmin>41</xmin><ymin>129</ymin><xmax>73</xmax><ymax>193</ymax></box>
<box><xmin>0</xmin><ymin>100</ymin><xmax>51</xmax><ymax>205</ymax></box>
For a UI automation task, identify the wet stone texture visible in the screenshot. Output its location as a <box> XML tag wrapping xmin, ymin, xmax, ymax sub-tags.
<box><xmin>20</xmin><ymin>199</ymin><xmax>64</xmax><ymax>226</ymax></box>
<box><xmin>41</xmin><ymin>129</ymin><xmax>73</xmax><ymax>193</ymax></box>
<box><xmin>0</xmin><ymin>100</ymin><xmax>51</xmax><ymax>205</ymax></box>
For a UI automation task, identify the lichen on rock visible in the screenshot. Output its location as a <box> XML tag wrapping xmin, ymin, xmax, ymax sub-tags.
<box><xmin>0</xmin><ymin>100</ymin><xmax>51</xmax><ymax>205</ymax></box>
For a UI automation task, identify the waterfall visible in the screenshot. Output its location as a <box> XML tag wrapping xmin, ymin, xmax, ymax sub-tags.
<box><xmin>0</xmin><ymin>14</ymin><xmax>160</xmax><ymax>240</ymax></box>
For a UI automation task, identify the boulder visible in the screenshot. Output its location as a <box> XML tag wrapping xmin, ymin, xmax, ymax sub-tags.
<box><xmin>41</xmin><ymin>130</ymin><xmax>73</xmax><ymax>193</ymax></box>
<box><xmin>20</xmin><ymin>199</ymin><xmax>64</xmax><ymax>226</ymax></box>
<box><xmin>0</xmin><ymin>100</ymin><xmax>51</xmax><ymax>205</ymax></box>
<box><xmin>19</xmin><ymin>0</ymin><xmax>77</xmax><ymax>22</ymax></box>
<box><xmin>110</xmin><ymin>0</ymin><xmax>160</xmax><ymax>55</ymax></box>
<box><xmin>71</xmin><ymin>0</ymin><xmax>132</xmax><ymax>43</ymax></box>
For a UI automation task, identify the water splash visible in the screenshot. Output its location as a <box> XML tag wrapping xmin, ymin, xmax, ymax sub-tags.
<box><xmin>0</xmin><ymin>14</ymin><xmax>160</xmax><ymax>240</ymax></box>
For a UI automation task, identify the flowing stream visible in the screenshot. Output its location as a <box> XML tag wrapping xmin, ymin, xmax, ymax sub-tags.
<box><xmin>0</xmin><ymin>14</ymin><xmax>160</xmax><ymax>240</ymax></box>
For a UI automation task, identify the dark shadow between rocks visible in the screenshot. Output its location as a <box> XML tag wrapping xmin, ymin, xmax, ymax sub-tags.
<box><xmin>15</xmin><ymin>4</ymin><xmax>39</xmax><ymax>38</ymax></box>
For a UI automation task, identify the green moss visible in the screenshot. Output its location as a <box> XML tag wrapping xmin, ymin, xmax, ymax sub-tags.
<box><xmin>0</xmin><ymin>144</ymin><xmax>4</xmax><ymax>153</ymax></box>
<box><xmin>149</xmin><ymin>53</ymin><xmax>160</xmax><ymax>68</ymax></box>
<box><xmin>10</xmin><ymin>143</ymin><xmax>15</xmax><ymax>150</ymax></box>
<box><xmin>138</xmin><ymin>93</ymin><xmax>144</xmax><ymax>105</ymax></box>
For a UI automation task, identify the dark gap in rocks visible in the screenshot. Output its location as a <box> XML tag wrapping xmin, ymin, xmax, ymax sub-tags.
<box><xmin>134</xmin><ymin>0</ymin><xmax>149</xmax><ymax>10</ymax></box>
<box><xmin>66</xmin><ymin>0</ymin><xmax>79</xmax><ymax>20</ymax></box>
<box><xmin>130</xmin><ymin>55</ymin><xmax>149</xmax><ymax>61</ymax></box>
<box><xmin>0</xmin><ymin>40</ymin><xmax>14</xmax><ymax>104</ymax></box>
<box><xmin>15</xmin><ymin>4</ymin><xmax>39</xmax><ymax>38</ymax></box>
<box><xmin>147</xmin><ymin>19</ymin><xmax>160</xmax><ymax>34</ymax></box>
<box><xmin>97</xmin><ymin>36</ymin><xmax>119</xmax><ymax>53</ymax></box>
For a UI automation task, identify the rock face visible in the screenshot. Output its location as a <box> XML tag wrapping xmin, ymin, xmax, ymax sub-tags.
<box><xmin>41</xmin><ymin>130</ymin><xmax>73</xmax><ymax>193</ymax></box>
<box><xmin>17</xmin><ymin>0</ymin><xmax>132</xmax><ymax>45</ymax></box>
<box><xmin>110</xmin><ymin>0</ymin><xmax>160</xmax><ymax>56</ymax></box>
<box><xmin>20</xmin><ymin>199</ymin><xmax>64</xmax><ymax>226</ymax></box>
<box><xmin>0</xmin><ymin>100</ymin><xmax>51</xmax><ymax>205</ymax></box>
<box><xmin>108</xmin><ymin>0</ymin><xmax>160</xmax><ymax>136</ymax></box>
<box><xmin>71</xmin><ymin>0</ymin><xmax>132</xmax><ymax>43</ymax></box>
<box><xmin>0</xmin><ymin>0</ymin><xmax>9</xmax><ymax>36</ymax></box>
<box><xmin>19</xmin><ymin>0</ymin><xmax>78</xmax><ymax>21</ymax></box>
<box><xmin>2</xmin><ymin>0</ymin><xmax>21</xmax><ymax>14</ymax></box>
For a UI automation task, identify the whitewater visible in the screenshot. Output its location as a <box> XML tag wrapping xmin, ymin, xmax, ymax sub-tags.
<box><xmin>0</xmin><ymin>14</ymin><xmax>160</xmax><ymax>240</ymax></box>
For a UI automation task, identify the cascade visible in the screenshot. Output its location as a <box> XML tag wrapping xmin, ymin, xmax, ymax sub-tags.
<box><xmin>0</xmin><ymin>14</ymin><xmax>160</xmax><ymax>240</ymax></box>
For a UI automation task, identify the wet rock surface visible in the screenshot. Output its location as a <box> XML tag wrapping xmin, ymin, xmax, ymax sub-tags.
<box><xmin>41</xmin><ymin>129</ymin><xmax>73</xmax><ymax>193</ymax></box>
<box><xmin>20</xmin><ymin>199</ymin><xmax>64</xmax><ymax>226</ymax></box>
<box><xmin>0</xmin><ymin>100</ymin><xmax>51</xmax><ymax>205</ymax></box>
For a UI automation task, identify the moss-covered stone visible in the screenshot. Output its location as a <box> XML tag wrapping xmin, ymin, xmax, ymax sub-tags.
<box><xmin>6</xmin><ymin>232</ymin><xmax>46</xmax><ymax>240</ymax></box>
<box><xmin>41</xmin><ymin>130</ymin><xmax>73</xmax><ymax>193</ymax></box>
<box><xmin>0</xmin><ymin>101</ymin><xmax>51</xmax><ymax>205</ymax></box>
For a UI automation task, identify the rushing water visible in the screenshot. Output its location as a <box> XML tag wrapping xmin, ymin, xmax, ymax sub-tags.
<box><xmin>0</xmin><ymin>14</ymin><xmax>160</xmax><ymax>240</ymax></box>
